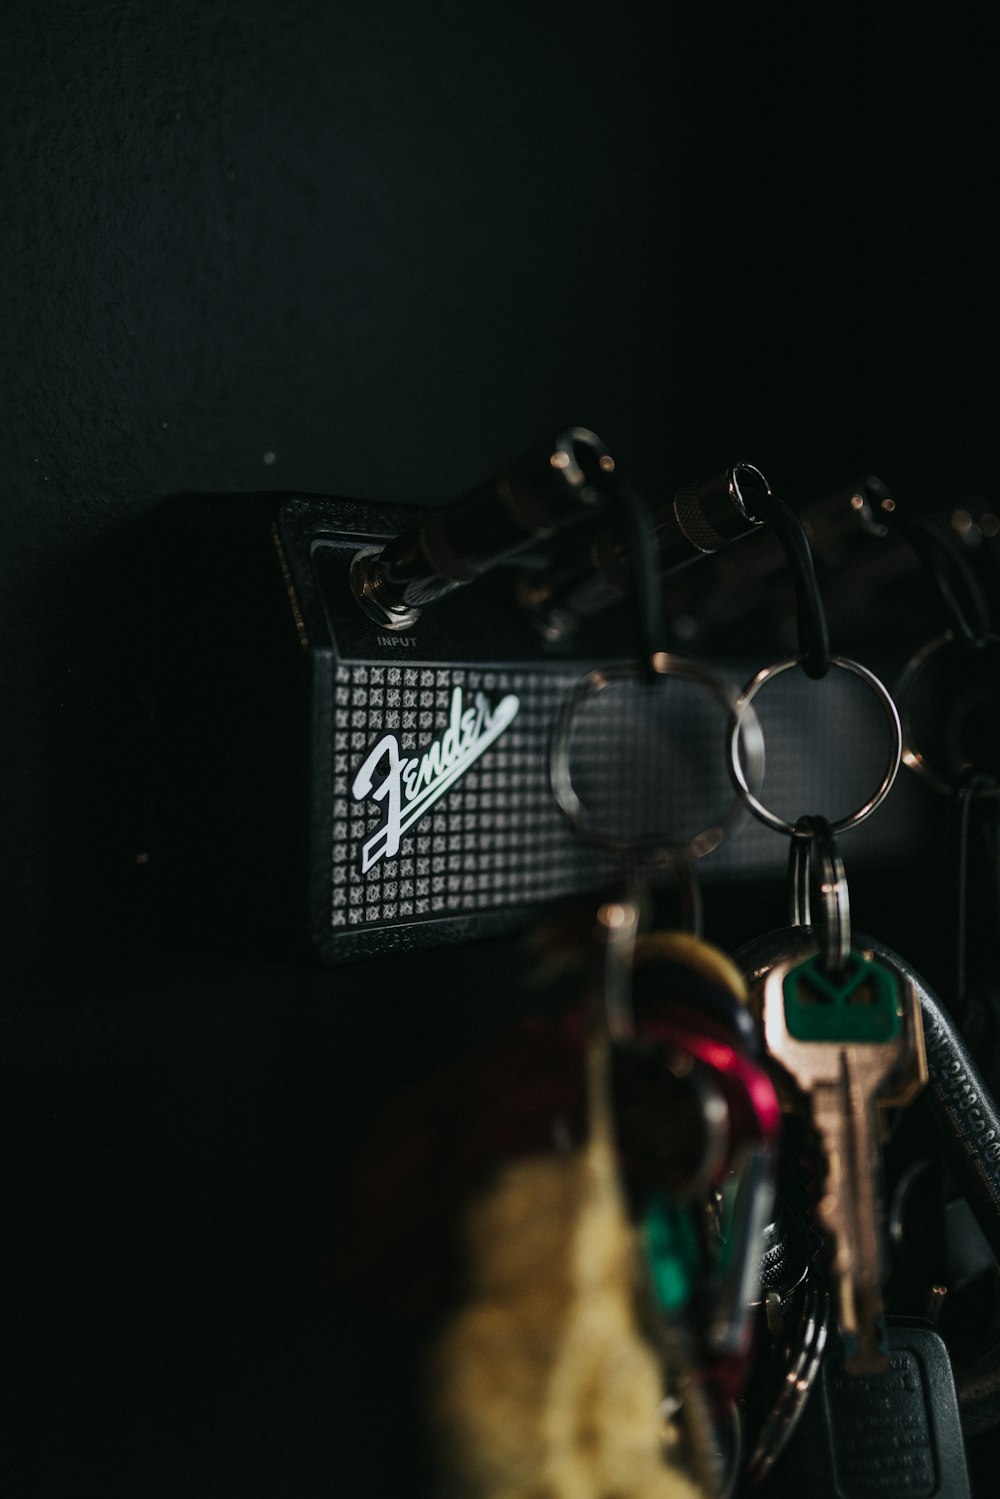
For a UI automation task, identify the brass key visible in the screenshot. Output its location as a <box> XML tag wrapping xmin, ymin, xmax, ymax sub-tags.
<box><xmin>761</xmin><ymin>948</ymin><xmax>925</xmax><ymax>1374</ymax></box>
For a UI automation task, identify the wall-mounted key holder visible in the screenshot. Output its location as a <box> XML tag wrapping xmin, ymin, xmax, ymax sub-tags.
<box><xmin>145</xmin><ymin>444</ymin><xmax>932</xmax><ymax>968</ymax></box>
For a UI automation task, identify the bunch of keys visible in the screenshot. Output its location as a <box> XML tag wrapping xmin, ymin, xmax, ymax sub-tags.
<box><xmin>723</xmin><ymin>616</ymin><xmax>932</xmax><ymax>1379</ymax></box>
<box><xmin>546</xmin><ymin>647</ymin><xmax>787</xmax><ymax>1494</ymax></box>
<box><xmin>718</xmin><ymin>631</ymin><xmax>977</xmax><ymax>1494</ymax></box>
<box><xmin>736</xmin><ymin>867</ymin><xmax>984</xmax><ymax>1499</ymax></box>
<box><xmin>679</xmin><ymin>619</ymin><xmax>994</xmax><ymax>1489</ymax></box>
<box><xmin>625</xmin><ymin>925</ymin><xmax>782</xmax><ymax>1407</ymax></box>
<box><xmin>743</xmin><ymin>815</ymin><xmax>928</xmax><ymax>1374</ymax></box>
<box><xmin>421</xmin><ymin>886</ymin><xmax>706</xmax><ymax>1499</ymax></box>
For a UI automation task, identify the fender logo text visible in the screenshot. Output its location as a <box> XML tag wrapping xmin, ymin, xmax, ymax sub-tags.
<box><xmin>351</xmin><ymin>686</ymin><xmax>520</xmax><ymax>872</ymax></box>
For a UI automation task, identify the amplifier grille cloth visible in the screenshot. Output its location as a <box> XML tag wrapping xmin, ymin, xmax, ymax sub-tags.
<box><xmin>329</xmin><ymin>658</ymin><xmax>920</xmax><ymax>935</ymax></box>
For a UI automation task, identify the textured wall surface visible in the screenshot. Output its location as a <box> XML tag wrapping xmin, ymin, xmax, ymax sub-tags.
<box><xmin>3</xmin><ymin>3</ymin><xmax>998</xmax><ymax>1494</ymax></box>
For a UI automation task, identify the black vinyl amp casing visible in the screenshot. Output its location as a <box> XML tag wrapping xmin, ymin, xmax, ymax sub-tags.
<box><xmin>147</xmin><ymin>495</ymin><xmax>626</xmax><ymax>964</ymax></box>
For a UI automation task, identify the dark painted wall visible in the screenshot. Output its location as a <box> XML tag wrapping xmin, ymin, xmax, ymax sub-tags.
<box><xmin>4</xmin><ymin>5</ymin><xmax>998</xmax><ymax>1494</ymax></box>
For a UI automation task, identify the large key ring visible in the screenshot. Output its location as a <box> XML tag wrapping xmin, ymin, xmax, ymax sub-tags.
<box><xmin>727</xmin><ymin>656</ymin><xmax>902</xmax><ymax>836</ymax></box>
<box><xmin>788</xmin><ymin>814</ymin><xmax>851</xmax><ymax>973</ymax></box>
<box><xmin>896</xmin><ymin>630</ymin><xmax>1000</xmax><ymax>798</ymax></box>
<box><xmin>550</xmin><ymin>650</ymin><xmax>766</xmax><ymax>869</ymax></box>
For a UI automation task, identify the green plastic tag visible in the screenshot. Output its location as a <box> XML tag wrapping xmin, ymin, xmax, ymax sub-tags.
<box><xmin>643</xmin><ymin>1194</ymin><xmax>699</xmax><ymax>1314</ymax></box>
<box><xmin>782</xmin><ymin>952</ymin><xmax>902</xmax><ymax>1043</ymax></box>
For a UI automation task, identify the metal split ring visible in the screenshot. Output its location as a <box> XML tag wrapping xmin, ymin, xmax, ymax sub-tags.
<box><xmin>727</xmin><ymin>655</ymin><xmax>902</xmax><ymax>836</ymax></box>
<box><xmin>744</xmin><ymin>1272</ymin><xmax>831</xmax><ymax>1487</ymax></box>
<box><xmin>788</xmin><ymin>815</ymin><xmax>851</xmax><ymax>973</ymax></box>
<box><xmin>550</xmin><ymin>651</ymin><xmax>766</xmax><ymax>868</ymax></box>
<box><xmin>896</xmin><ymin>630</ymin><xmax>1000</xmax><ymax>798</ymax></box>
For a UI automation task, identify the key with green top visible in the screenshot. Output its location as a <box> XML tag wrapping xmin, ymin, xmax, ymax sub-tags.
<box><xmin>761</xmin><ymin>947</ymin><xmax>925</xmax><ymax>1375</ymax></box>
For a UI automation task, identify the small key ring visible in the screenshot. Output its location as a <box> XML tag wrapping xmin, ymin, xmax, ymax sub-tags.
<box><xmin>896</xmin><ymin>631</ymin><xmax>1000</xmax><ymax>799</ymax></box>
<box><xmin>550</xmin><ymin>650</ymin><xmax>766</xmax><ymax>868</ymax></box>
<box><xmin>727</xmin><ymin>656</ymin><xmax>902</xmax><ymax>836</ymax></box>
<box><xmin>787</xmin><ymin>815</ymin><xmax>851</xmax><ymax>973</ymax></box>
